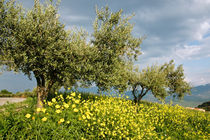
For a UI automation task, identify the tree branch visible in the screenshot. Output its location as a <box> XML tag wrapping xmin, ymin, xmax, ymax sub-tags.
<box><xmin>132</xmin><ymin>84</ymin><xmax>137</xmax><ymax>100</ymax></box>
<box><xmin>139</xmin><ymin>85</ymin><xmax>144</xmax><ymax>97</ymax></box>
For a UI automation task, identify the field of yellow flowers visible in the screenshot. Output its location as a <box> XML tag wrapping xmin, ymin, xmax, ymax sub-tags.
<box><xmin>0</xmin><ymin>91</ymin><xmax>209</xmax><ymax>139</ymax></box>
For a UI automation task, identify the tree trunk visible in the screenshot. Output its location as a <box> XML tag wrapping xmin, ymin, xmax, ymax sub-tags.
<box><xmin>132</xmin><ymin>85</ymin><xmax>138</xmax><ymax>104</ymax></box>
<box><xmin>137</xmin><ymin>88</ymin><xmax>149</xmax><ymax>104</ymax></box>
<box><xmin>36</xmin><ymin>86</ymin><xmax>48</xmax><ymax>108</ymax></box>
<box><xmin>34</xmin><ymin>72</ymin><xmax>49</xmax><ymax>108</ymax></box>
<box><xmin>137</xmin><ymin>95</ymin><xmax>143</xmax><ymax>104</ymax></box>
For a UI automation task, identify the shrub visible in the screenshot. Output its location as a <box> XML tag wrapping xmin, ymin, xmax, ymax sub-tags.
<box><xmin>15</xmin><ymin>89</ymin><xmax>36</xmax><ymax>98</ymax></box>
<box><xmin>0</xmin><ymin>89</ymin><xmax>12</xmax><ymax>95</ymax></box>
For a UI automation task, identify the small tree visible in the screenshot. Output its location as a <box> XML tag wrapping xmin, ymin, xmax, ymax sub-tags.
<box><xmin>91</xmin><ymin>6</ymin><xmax>143</xmax><ymax>93</ymax></box>
<box><xmin>0</xmin><ymin>0</ymin><xmax>91</xmax><ymax>107</ymax></box>
<box><xmin>129</xmin><ymin>60</ymin><xmax>191</xmax><ymax>104</ymax></box>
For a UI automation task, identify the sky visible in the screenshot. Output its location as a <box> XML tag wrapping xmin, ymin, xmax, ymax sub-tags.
<box><xmin>0</xmin><ymin>0</ymin><xmax>210</xmax><ymax>92</ymax></box>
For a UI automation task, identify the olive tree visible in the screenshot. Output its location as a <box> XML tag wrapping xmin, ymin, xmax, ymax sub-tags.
<box><xmin>0</xmin><ymin>0</ymin><xmax>91</xmax><ymax>107</ymax></box>
<box><xmin>129</xmin><ymin>60</ymin><xmax>191</xmax><ymax>104</ymax></box>
<box><xmin>91</xmin><ymin>7</ymin><xmax>143</xmax><ymax>93</ymax></box>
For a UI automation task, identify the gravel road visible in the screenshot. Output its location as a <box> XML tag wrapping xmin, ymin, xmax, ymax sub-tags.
<box><xmin>0</xmin><ymin>98</ymin><xmax>26</xmax><ymax>106</ymax></box>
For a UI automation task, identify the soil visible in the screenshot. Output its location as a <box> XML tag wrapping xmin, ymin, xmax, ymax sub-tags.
<box><xmin>0</xmin><ymin>98</ymin><xmax>26</xmax><ymax>106</ymax></box>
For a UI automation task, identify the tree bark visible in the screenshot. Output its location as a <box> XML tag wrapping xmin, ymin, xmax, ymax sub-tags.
<box><xmin>36</xmin><ymin>86</ymin><xmax>47</xmax><ymax>108</ymax></box>
<box><xmin>34</xmin><ymin>72</ymin><xmax>49</xmax><ymax>108</ymax></box>
<box><xmin>137</xmin><ymin>88</ymin><xmax>149</xmax><ymax>104</ymax></box>
<box><xmin>132</xmin><ymin>85</ymin><xmax>138</xmax><ymax>104</ymax></box>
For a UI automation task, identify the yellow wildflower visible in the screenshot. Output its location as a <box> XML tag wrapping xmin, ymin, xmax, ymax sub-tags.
<box><xmin>36</xmin><ymin>108</ymin><xmax>41</xmax><ymax>112</ymax></box>
<box><xmin>56</xmin><ymin>110</ymin><xmax>61</xmax><ymax>114</ymax></box>
<box><xmin>42</xmin><ymin>117</ymin><xmax>47</xmax><ymax>122</ymax></box>
<box><xmin>71</xmin><ymin>92</ymin><xmax>76</xmax><ymax>97</ymax></box>
<box><xmin>73</xmin><ymin>108</ymin><xmax>79</xmax><ymax>112</ymax></box>
<box><xmin>75</xmin><ymin>99</ymin><xmax>80</xmax><ymax>104</ymax></box>
<box><xmin>58</xmin><ymin>118</ymin><xmax>64</xmax><ymax>124</ymax></box>
<box><xmin>32</xmin><ymin>116</ymin><xmax>35</xmax><ymax>120</ymax></box>
<box><xmin>52</xmin><ymin>98</ymin><xmax>56</xmax><ymax>102</ymax></box>
<box><xmin>64</xmin><ymin>103</ymin><xmax>69</xmax><ymax>109</ymax></box>
<box><xmin>42</xmin><ymin>108</ymin><xmax>46</xmax><ymax>113</ymax></box>
<box><xmin>82</xmin><ymin>115</ymin><xmax>86</xmax><ymax>120</ymax></box>
<box><xmin>25</xmin><ymin>114</ymin><xmax>31</xmax><ymax>118</ymax></box>
<box><xmin>66</xmin><ymin>121</ymin><xmax>70</xmax><ymax>124</ymax></box>
<box><xmin>86</xmin><ymin>114</ymin><xmax>91</xmax><ymax>120</ymax></box>
<box><xmin>72</xmin><ymin>104</ymin><xmax>76</xmax><ymax>108</ymax></box>
<box><xmin>55</xmin><ymin>105</ymin><xmax>60</xmax><ymax>109</ymax></box>
<box><xmin>100</xmin><ymin>122</ymin><xmax>105</xmax><ymax>127</ymax></box>
<box><xmin>59</xmin><ymin>118</ymin><xmax>65</xmax><ymax>123</ymax></box>
<box><xmin>48</xmin><ymin>101</ymin><xmax>53</xmax><ymax>106</ymax></box>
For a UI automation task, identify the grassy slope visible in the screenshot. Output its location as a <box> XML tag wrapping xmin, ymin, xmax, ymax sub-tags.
<box><xmin>0</xmin><ymin>92</ymin><xmax>209</xmax><ymax>139</ymax></box>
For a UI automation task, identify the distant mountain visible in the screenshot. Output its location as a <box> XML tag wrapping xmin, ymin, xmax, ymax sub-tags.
<box><xmin>70</xmin><ymin>84</ymin><xmax>210</xmax><ymax>107</ymax></box>
<box><xmin>182</xmin><ymin>84</ymin><xmax>210</xmax><ymax>103</ymax></box>
<box><xmin>140</xmin><ymin>83</ymin><xmax>210</xmax><ymax>107</ymax></box>
<box><xmin>197</xmin><ymin>101</ymin><xmax>210</xmax><ymax>111</ymax></box>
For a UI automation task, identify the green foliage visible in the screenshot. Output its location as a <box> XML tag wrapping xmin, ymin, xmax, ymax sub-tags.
<box><xmin>0</xmin><ymin>89</ymin><xmax>14</xmax><ymax>97</ymax></box>
<box><xmin>0</xmin><ymin>89</ymin><xmax>12</xmax><ymax>94</ymax></box>
<box><xmin>14</xmin><ymin>89</ymin><xmax>37</xmax><ymax>98</ymax></box>
<box><xmin>0</xmin><ymin>89</ymin><xmax>36</xmax><ymax>97</ymax></box>
<box><xmin>0</xmin><ymin>0</ymin><xmax>93</xmax><ymax>106</ymax></box>
<box><xmin>129</xmin><ymin>60</ymin><xmax>191</xmax><ymax>103</ymax></box>
<box><xmin>0</xmin><ymin>92</ymin><xmax>209</xmax><ymax>139</ymax></box>
<box><xmin>160</xmin><ymin>60</ymin><xmax>191</xmax><ymax>99</ymax></box>
<box><xmin>197</xmin><ymin>101</ymin><xmax>210</xmax><ymax>111</ymax></box>
<box><xmin>91</xmin><ymin>6</ymin><xmax>143</xmax><ymax>92</ymax></box>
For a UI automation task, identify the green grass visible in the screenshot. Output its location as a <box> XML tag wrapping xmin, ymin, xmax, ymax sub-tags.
<box><xmin>0</xmin><ymin>92</ymin><xmax>209</xmax><ymax>139</ymax></box>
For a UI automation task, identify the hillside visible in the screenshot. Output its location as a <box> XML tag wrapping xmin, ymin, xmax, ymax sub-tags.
<box><xmin>175</xmin><ymin>83</ymin><xmax>210</xmax><ymax>107</ymax></box>
<box><xmin>75</xmin><ymin>83</ymin><xmax>210</xmax><ymax>107</ymax></box>
<box><xmin>0</xmin><ymin>91</ymin><xmax>209</xmax><ymax>139</ymax></box>
<box><xmin>144</xmin><ymin>83</ymin><xmax>210</xmax><ymax>107</ymax></box>
<box><xmin>197</xmin><ymin>101</ymin><xmax>210</xmax><ymax>111</ymax></box>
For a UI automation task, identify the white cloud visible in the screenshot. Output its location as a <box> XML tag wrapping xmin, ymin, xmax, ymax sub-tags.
<box><xmin>185</xmin><ymin>71</ymin><xmax>210</xmax><ymax>86</ymax></box>
<box><xmin>175</xmin><ymin>45</ymin><xmax>201</xmax><ymax>60</ymax></box>
<box><xmin>194</xmin><ymin>21</ymin><xmax>210</xmax><ymax>40</ymax></box>
<box><xmin>175</xmin><ymin>36</ymin><xmax>210</xmax><ymax>60</ymax></box>
<box><xmin>63</xmin><ymin>15</ymin><xmax>89</xmax><ymax>22</ymax></box>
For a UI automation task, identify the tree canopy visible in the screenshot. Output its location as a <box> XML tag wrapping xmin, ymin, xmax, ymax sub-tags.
<box><xmin>128</xmin><ymin>60</ymin><xmax>191</xmax><ymax>103</ymax></box>
<box><xmin>0</xmin><ymin>0</ymin><xmax>93</xmax><ymax>107</ymax></box>
<box><xmin>91</xmin><ymin>6</ymin><xmax>143</xmax><ymax>93</ymax></box>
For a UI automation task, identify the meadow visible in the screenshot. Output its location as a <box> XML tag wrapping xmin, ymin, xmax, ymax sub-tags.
<box><xmin>0</xmin><ymin>91</ymin><xmax>209</xmax><ymax>140</ymax></box>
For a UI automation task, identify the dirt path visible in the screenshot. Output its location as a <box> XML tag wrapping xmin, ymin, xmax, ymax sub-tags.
<box><xmin>0</xmin><ymin>98</ymin><xmax>26</xmax><ymax>106</ymax></box>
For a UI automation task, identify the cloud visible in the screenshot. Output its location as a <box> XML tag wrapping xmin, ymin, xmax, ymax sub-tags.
<box><xmin>63</xmin><ymin>15</ymin><xmax>89</xmax><ymax>22</ymax></box>
<box><xmin>194</xmin><ymin>21</ymin><xmax>210</xmax><ymax>40</ymax></box>
<box><xmin>174</xmin><ymin>36</ymin><xmax>210</xmax><ymax>60</ymax></box>
<box><xmin>175</xmin><ymin>45</ymin><xmax>201</xmax><ymax>60</ymax></box>
<box><xmin>58</xmin><ymin>0</ymin><xmax>210</xmax><ymax>86</ymax></box>
<box><xmin>184</xmin><ymin>70</ymin><xmax>210</xmax><ymax>86</ymax></box>
<box><xmin>129</xmin><ymin>0</ymin><xmax>210</xmax><ymax>85</ymax></box>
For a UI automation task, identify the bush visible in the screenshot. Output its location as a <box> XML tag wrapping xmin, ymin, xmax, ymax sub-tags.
<box><xmin>0</xmin><ymin>89</ymin><xmax>36</xmax><ymax>98</ymax></box>
<box><xmin>0</xmin><ymin>89</ymin><xmax>12</xmax><ymax>95</ymax></box>
<box><xmin>0</xmin><ymin>94</ymin><xmax>14</xmax><ymax>97</ymax></box>
<box><xmin>15</xmin><ymin>89</ymin><xmax>36</xmax><ymax>98</ymax></box>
